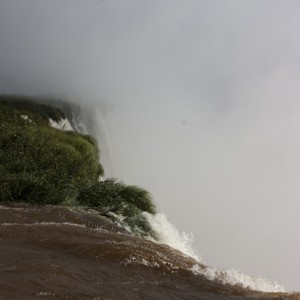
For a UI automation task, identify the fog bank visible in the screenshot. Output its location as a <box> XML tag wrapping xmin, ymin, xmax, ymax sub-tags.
<box><xmin>0</xmin><ymin>0</ymin><xmax>299</xmax><ymax>290</ymax></box>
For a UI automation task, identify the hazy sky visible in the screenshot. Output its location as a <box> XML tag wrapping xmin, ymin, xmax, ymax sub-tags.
<box><xmin>0</xmin><ymin>0</ymin><xmax>299</xmax><ymax>291</ymax></box>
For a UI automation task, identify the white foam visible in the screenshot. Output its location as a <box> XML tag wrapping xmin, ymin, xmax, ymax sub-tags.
<box><xmin>0</xmin><ymin>206</ymin><xmax>33</xmax><ymax>211</ymax></box>
<box><xmin>0</xmin><ymin>222</ymin><xmax>85</xmax><ymax>228</ymax></box>
<box><xmin>49</xmin><ymin>118</ymin><xmax>74</xmax><ymax>131</ymax></box>
<box><xmin>190</xmin><ymin>264</ymin><xmax>285</xmax><ymax>293</ymax></box>
<box><xmin>124</xmin><ymin>255</ymin><xmax>160</xmax><ymax>268</ymax></box>
<box><xmin>144</xmin><ymin>212</ymin><xmax>200</xmax><ymax>261</ymax></box>
<box><xmin>144</xmin><ymin>212</ymin><xmax>285</xmax><ymax>293</ymax></box>
<box><xmin>20</xmin><ymin>114</ymin><xmax>32</xmax><ymax>122</ymax></box>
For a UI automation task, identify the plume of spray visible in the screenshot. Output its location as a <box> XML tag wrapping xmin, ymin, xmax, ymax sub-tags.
<box><xmin>75</xmin><ymin>103</ymin><xmax>116</xmax><ymax>178</ymax></box>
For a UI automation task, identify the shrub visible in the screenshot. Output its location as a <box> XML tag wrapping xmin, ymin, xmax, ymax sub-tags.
<box><xmin>0</xmin><ymin>96</ymin><xmax>103</xmax><ymax>204</ymax></box>
<box><xmin>77</xmin><ymin>178</ymin><xmax>156</xmax><ymax>214</ymax></box>
<box><xmin>0</xmin><ymin>172</ymin><xmax>77</xmax><ymax>204</ymax></box>
<box><xmin>77</xmin><ymin>178</ymin><xmax>157</xmax><ymax>236</ymax></box>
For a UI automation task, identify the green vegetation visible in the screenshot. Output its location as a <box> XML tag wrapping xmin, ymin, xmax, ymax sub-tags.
<box><xmin>78</xmin><ymin>178</ymin><xmax>156</xmax><ymax>214</ymax></box>
<box><xmin>0</xmin><ymin>96</ymin><xmax>103</xmax><ymax>204</ymax></box>
<box><xmin>0</xmin><ymin>95</ymin><xmax>66</xmax><ymax>123</ymax></box>
<box><xmin>0</xmin><ymin>95</ymin><xmax>156</xmax><ymax>237</ymax></box>
<box><xmin>77</xmin><ymin>178</ymin><xmax>156</xmax><ymax>236</ymax></box>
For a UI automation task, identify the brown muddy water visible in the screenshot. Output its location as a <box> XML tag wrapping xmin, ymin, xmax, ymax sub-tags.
<box><xmin>0</xmin><ymin>205</ymin><xmax>299</xmax><ymax>300</ymax></box>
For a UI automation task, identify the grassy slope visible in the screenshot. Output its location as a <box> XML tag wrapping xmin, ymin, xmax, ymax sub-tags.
<box><xmin>0</xmin><ymin>96</ymin><xmax>156</xmax><ymax>237</ymax></box>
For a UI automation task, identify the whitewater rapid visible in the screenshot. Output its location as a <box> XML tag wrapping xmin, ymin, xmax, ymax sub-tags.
<box><xmin>144</xmin><ymin>212</ymin><xmax>285</xmax><ymax>293</ymax></box>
